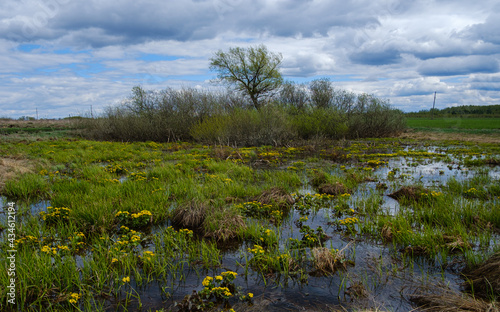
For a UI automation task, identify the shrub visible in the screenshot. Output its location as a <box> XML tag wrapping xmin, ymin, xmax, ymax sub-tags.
<box><xmin>290</xmin><ymin>107</ymin><xmax>347</xmax><ymax>140</ymax></box>
<box><xmin>77</xmin><ymin>84</ymin><xmax>406</xmax><ymax>144</ymax></box>
<box><xmin>191</xmin><ymin>105</ymin><xmax>296</xmax><ymax>146</ymax></box>
<box><xmin>347</xmin><ymin>94</ymin><xmax>406</xmax><ymax>138</ymax></box>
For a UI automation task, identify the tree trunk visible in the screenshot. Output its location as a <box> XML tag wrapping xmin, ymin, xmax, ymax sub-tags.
<box><xmin>250</xmin><ymin>94</ymin><xmax>260</xmax><ymax>111</ymax></box>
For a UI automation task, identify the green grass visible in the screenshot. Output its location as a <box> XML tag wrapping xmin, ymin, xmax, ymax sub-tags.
<box><xmin>406</xmin><ymin>117</ymin><xmax>500</xmax><ymax>131</ymax></box>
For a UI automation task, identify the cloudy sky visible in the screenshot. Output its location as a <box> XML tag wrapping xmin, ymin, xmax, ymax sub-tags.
<box><xmin>1</xmin><ymin>0</ymin><xmax>499</xmax><ymax>118</ymax></box>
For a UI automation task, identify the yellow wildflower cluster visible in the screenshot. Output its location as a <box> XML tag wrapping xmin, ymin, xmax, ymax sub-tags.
<box><xmin>39</xmin><ymin>169</ymin><xmax>60</xmax><ymax>177</ymax></box>
<box><xmin>130</xmin><ymin>171</ymin><xmax>147</xmax><ymax>181</ymax></box>
<box><xmin>312</xmin><ymin>193</ymin><xmax>336</xmax><ymax>200</ymax></box>
<box><xmin>115</xmin><ymin>211</ymin><xmax>129</xmax><ymax>217</ymax></box>
<box><xmin>259</xmin><ymin>152</ymin><xmax>281</xmax><ymax>158</ymax></box>
<box><xmin>221</xmin><ymin>271</ymin><xmax>238</xmax><ymax>280</ymax></box>
<box><xmin>41</xmin><ymin>245</ymin><xmax>57</xmax><ymax>255</ymax></box>
<box><xmin>131</xmin><ymin>210</ymin><xmax>152</xmax><ymax>219</ymax></box>
<box><xmin>14</xmin><ymin>235</ymin><xmax>39</xmax><ymax>246</ymax></box>
<box><xmin>57</xmin><ymin>245</ymin><xmax>70</xmax><ymax>252</ymax></box>
<box><xmin>202</xmin><ymin>276</ymin><xmax>213</xmax><ymax>287</ymax></box>
<box><xmin>303</xmin><ymin>234</ymin><xmax>317</xmax><ymax>243</ymax></box>
<box><xmin>151</xmin><ymin>187</ymin><xmax>165</xmax><ymax>194</ymax></box>
<box><xmin>104</xmin><ymin>163</ymin><xmax>128</xmax><ymax>174</ymax></box>
<box><xmin>68</xmin><ymin>293</ymin><xmax>81</xmax><ymax>304</ymax></box>
<box><xmin>178</xmin><ymin>228</ymin><xmax>194</xmax><ymax>236</ymax></box>
<box><xmin>206</xmin><ymin>174</ymin><xmax>233</xmax><ymax>184</ymax></box>
<box><xmin>464</xmin><ymin>188</ymin><xmax>482</xmax><ymax>197</ymax></box>
<box><xmin>40</xmin><ymin>206</ymin><xmax>71</xmax><ymax>222</ymax></box>
<box><xmin>112</xmin><ymin>226</ymin><xmax>142</xmax><ymax>252</ymax></box>
<box><xmin>421</xmin><ymin>191</ymin><xmax>443</xmax><ymax>197</ymax></box>
<box><xmin>247</xmin><ymin>245</ymin><xmax>265</xmax><ymax>255</ymax></box>
<box><xmin>339</xmin><ymin>217</ymin><xmax>359</xmax><ymax>225</ymax></box>
<box><xmin>211</xmin><ymin>286</ymin><xmax>232</xmax><ymax>297</ymax></box>
<box><xmin>141</xmin><ymin>251</ymin><xmax>155</xmax><ymax>262</ymax></box>
<box><xmin>122</xmin><ymin>276</ymin><xmax>130</xmax><ymax>283</ymax></box>
<box><xmin>99</xmin><ymin>178</ymin><xmax>120</xmax><ymax>184</ymax></box>
<box><xmin>366</xmin><ymin>159</ymin><xmax>387</xmax><ymax>167</ymax></box>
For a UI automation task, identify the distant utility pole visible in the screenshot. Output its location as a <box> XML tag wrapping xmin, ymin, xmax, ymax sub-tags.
<box><xmin>431</xmin><ymin>91</ymin><xmax>437</xmax><ymax>120</ymax></box>
<box><xmin>36</xmin><ymin>108</ymin><xmax>38</xmax><ymax>120</ymax></box>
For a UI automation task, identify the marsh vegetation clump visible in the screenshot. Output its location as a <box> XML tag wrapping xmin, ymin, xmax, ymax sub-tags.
<box><xmin>172</xmin><ymin>200</ymin><xmax>208</xmax><ymax>231</ymax></box>
<box><xmin>463</xmin><ymin>252</ymin><xmax>500</xmax><ymax>300</ymax></box>
<box><xmin>253</xmin><ymin>186</ymin><xmax>294</xmax><ymax>209</ymax></box>
<box><xmin>310</xmin><ymin>246</ymin><xmax>350</xmax><ymax>276</ymax></box>
<box><xmin>317</xmin><ymin>182</ymin><xmax>349</xmax><ymax>196</ymax></box>
<box><xmin>203</xmin><ymin>206</ymin><xmax>246</xmax><ymax>243</ymax></box>
<box><xmin>388</xmin><ymin>185</ymin><xmax>428</xmax><ymax>202</ymax></box>
<box><xmin>411</xmin><ymin>287</ymin><xmax>498</xmax><ymax>312</ymax></box>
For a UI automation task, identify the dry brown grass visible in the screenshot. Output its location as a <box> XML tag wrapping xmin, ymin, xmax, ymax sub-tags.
<box><xmin>463</xmin><ymin>252</ymin><xmax>500</xmax><ymax>300</ymax></box>
<box><xmin>399</xmin><ymin>130</ymin><xmax>500</xmax><ymax>144</ymax></box>
<box><xmin>442</xmin><ymin>234</ymin><xmax>471</xmax><ymax>251</ymax></box>
<box><xmin>0</xmin><ymin>157</ymin><xmax>34</xmax><ymax>191</ymax></box>
<box><xmin>388</xmin><ymin>186</ymin><xmax>427</xmax><ymax>202</ymax></box>
<box><xmin>0</xmin><ymin>119</ymin><xmax>72</xmax><ymax>129</ymax></box>
<box><xmin>311</xmin><ymin>243</ymin><xmax>352</xmax><ymax>276</ymax></box>
<box><xmin>171</xmin><ymin>200</ymin><xmax>208</xmax><ymax>231</ymax></box>
<box><xmin>411</xmin><ymin>288</ymin><xmax>498</xmax><ymax>312</ymax></box>
<box><xmin>380</xmin><ymin>223</ymin><xmax>393</xmax><ymax>242</ymax></box>
<box><xmin>346</xmin><ymin>281</ymin><xmax>368</xmax><ymax>299</ymax></box>
<box><xmin>253</xmin><ymin>187</ymin><xmax>294</xmax><ymax>208</ymax></box>
<box><xmin>203</xmin><ymin>207</ymin><xmax>246</xmax><ymax>243</ymax></box>
<box><xmin>318</xmin><ymin>182</ymin><xmax>348</xmax><ymax>196</ymax></box>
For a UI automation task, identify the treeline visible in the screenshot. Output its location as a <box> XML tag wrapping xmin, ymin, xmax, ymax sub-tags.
<box><xmin>77</xmin><ymin>80</ymin><xmax>406</xmax><ymax>146</ymax></box>
<box><xmin>407</xmin><ymin>104</ymin><xmax>500</xmax><ymax>118</ymax></box>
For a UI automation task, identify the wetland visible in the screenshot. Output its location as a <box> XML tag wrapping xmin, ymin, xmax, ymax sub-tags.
<box><xmin>1</xmin><ymin>137</ymin><xmax>499</xmax><ymax>311</ymax></box>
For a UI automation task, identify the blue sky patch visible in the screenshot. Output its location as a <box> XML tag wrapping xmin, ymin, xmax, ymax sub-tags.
<box><xmin>17</xmin><ymin>44</ymin><xmax>41</xmax><ymax>52</ymax></box>
<box><xmin>137</xmin><ymin>54</ymin><xmax>183</xmax><ymax>62</ymax></box>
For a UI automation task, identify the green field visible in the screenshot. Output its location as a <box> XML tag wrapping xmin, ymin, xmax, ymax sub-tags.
<box><xmin>406</xmin><ymin>117</ymin><xmax>500</xmax><ymax>130</ymax></box>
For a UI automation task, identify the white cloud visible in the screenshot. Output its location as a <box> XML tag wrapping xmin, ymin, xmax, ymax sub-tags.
<box><xmin>1</xmin><ymin>0</ymin><xmax>500</xmax><ymax>118</ymax></box>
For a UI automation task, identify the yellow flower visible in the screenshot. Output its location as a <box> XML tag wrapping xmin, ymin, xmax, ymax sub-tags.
<box><xmin>112</xmin><ymin>258</ymin><xmax>118</xmax><ymax>263</ymax></box>
<box><xmin>70</xmin><ymin>293</ymin><xmax>81</xmax><ymax>299</ymax></box>
<box><xmin>202</xmin><ymin>276</ymin><xmax>213</xmax><ymax>287</ymax></box>
<box><xmin>215</xmin><ymin>275</ymin><xmax>223</xmax><ymax>282</ymax></box>
<box><xmin>248</xmin><ymin>292</ymin><xmax>254</xmax><ymax>298</ymax></box>
<box><xmin>122</xmin><ymin>276</ymin><xmax>130</xmax><ymax>283</ymax></box>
